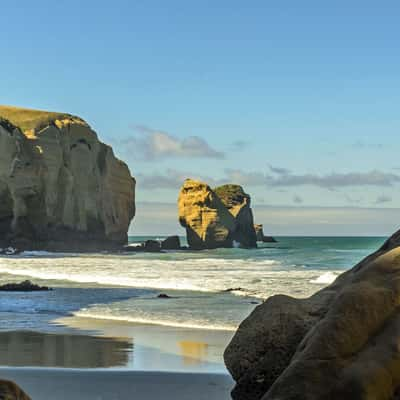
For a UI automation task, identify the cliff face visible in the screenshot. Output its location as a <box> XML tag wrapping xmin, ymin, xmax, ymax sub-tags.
<box><xmin>178</xmin><ymin>179</ymin><xmax>257</xmax><ymax>249</ymax></box>
<box><xmin>0</xmin><ymin>105</ymin><xmax>135</xmax><ymax>250</ymax></box>
<box><xmin>224</xmin><ymin>230</ymin><xmax>400</xmax><ymax>400</ymax></box>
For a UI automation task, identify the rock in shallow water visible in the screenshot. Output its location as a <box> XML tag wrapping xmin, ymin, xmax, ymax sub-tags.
<box><xmin>254</xmin><ymin>224</ymin><xmax>276</xmax><ymax>243</ymax></box>
<box><xmin>224</xmin><ymin>229</ymin><xmax>400</xmax><ymax>400</ymax></box>
<box><xmin>178</xmin><ymin>179</ymin><xmax>257</xmax><ymax>249</ymax></box>
<box><xmin>0</xmin><ymin>105</ymin><xmax>135</xmax><ymax>251</ymax></box>
<box><xmin>161</xmin><ymin>235</ymin><xmax>181</xmax><ymax>250</ymax></box>
<box><xmin>0</xmin><ymin>280</ymin><xmax>51</xmax><ymax>291</ymax></box>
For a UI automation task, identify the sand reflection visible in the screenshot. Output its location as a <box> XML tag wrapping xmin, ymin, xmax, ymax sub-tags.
<box><xmin>0</xmin><ymin>331</ymin><xmax>132</xmax><ymax>368</ymax></box>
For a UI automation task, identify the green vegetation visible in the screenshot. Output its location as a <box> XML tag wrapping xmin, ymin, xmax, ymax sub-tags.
<box><xmin>214</xmin><ymin>184</ymin><xmax>247</xmax><ymax>207</ymax></box>
<box><xmin>0</xmin><ymin>105</ymin><xmax>85</xmax><ymax>133</ymax></box>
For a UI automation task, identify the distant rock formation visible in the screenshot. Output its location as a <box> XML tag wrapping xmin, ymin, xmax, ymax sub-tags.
<box><xmin>0</xmin><ymin>105</ymin><xmax>135</xmax><ymax>251</ymax></box>
<box><xmin>224</xmin><ymin>230</ymin><xmax>400</xmax><ymax>400</ymax></box>
<box><xmin>0</xmin><ymin>280</ymin><xmax>51</xmax><ymax>292</ymax></box>
<box><xmin>178</xmin><ymin>179</ymin><xmax>257</xmax><ymax>249</ymax></box>
<box><xmin>0</xmin><ymin>379</ymin><xmax>31</xmax><ymax>399</ymax></box>
<box><xmin>161</xmin><ymin>235</ymin><xmax>181</xmax><ymax>250</ymax></box>
<box><xmin>254</xmin><ymin>224</ymin><xmax>277</xmax><ymax>243</ymax></box>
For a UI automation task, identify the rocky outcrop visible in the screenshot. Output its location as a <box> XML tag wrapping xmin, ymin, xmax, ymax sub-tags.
<box><xmin>161</xmin><ymin>235</ymin><xmax>181</xmax><ymax>250</ymax></box>
<box><xmin>0</xmin><ymin>280</ymin><xmax>51</xmax><ymax>292</ymax></box>
<box><xmin>254</xmin><ymin>224</ymin><xmax>276</xmax><ymax>243</ymax></box>
<box><xmin>178</xmin><ymin>179</ymin><xmax>257</xmax><ymax>249</ymax></box>
<box><xmin>0</xmin><ymin>379</ymin><xmax>31</xmax><ymax>399</ymax></box>
<box><xmin>224</xmin><ymin>230</ymin><xmax>400</xmax><ymax>400</ymax></box>
<box><xmin>0</xmin><ymin>105</ymin><xmax>135</xmax><ymax>251</ymax></box>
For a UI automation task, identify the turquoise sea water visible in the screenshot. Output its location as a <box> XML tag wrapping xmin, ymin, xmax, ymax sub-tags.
<box><xmin>0</xmin><ymin>236</ymin><xmax>387</xmax><ymax>332</ymax></box>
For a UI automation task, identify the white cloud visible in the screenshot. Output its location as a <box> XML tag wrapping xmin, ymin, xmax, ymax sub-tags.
<box><xmin>265</xmin><ymin>170</ymin><xmax>400</xmax><ymax>189</ymax></box>
<box><xmin>123</xmin><ymin>125</ymin><xmax>224</xmax><ymax>161</ymax></box>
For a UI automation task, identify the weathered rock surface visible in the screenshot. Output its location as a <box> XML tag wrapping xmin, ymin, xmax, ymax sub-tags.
<box><xmin>0</xmin><ymin>105</ymin><xmax>135</xmax><ymax>251</ymax></box>
<box><xmin>224</xmin><ymin>230</ymin><xmax>400</xmax><ymax>400</ymax></box>
<box><xmin>0</xmin><ymin>379</ymin><xmax>31</xmax><ymax>400</ymax></box>
<box><xmin>178</xmin><ymin>179</ymin><xmax>257</xmax><ymax>249</ymax></box>
<box><xmin>0</xmin><ymin>280</ymin><xmax>51</xmax><ymax>292</ymax></box>
<box><xmin>254</xmin><ymin>224</ymin><xmax>277</xmax><ymax>243</ymax></box>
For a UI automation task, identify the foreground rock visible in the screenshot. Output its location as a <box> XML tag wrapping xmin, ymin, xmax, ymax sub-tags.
<box><xmin>225</xmin><ymin>230</ymin><xmax>400</xmax><ymax>400</ymax></box>
<box><xmin>0</xmin><ymin>280</ymin><xmax>51</xmax><ymax>292</ymax></box>
<box><xmin>0</xmin><ymin>105</ymin><xmax>135</xmax><ymax>251</ymax></box>
<box><xmin>0</xmin><ymin>379</ymin><xmax>31</xmax><ymax>399</ymax></box>
<box><xmin>254</xmin><ymin>224</ymin><xmax>277</xmax><ymax>243</ymax></box>
<box><xmin>178</xmin><ymin>179</ymin><xmax>257</xmax><ymax>249</ymax></box>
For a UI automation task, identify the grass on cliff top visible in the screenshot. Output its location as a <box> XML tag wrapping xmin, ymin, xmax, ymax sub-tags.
<box><xmin>0</xmin><ymin>105</ymin><xmax>85</xmax><ymax>133</ymax></box>
<box><xmin>214</xmin><ymin>184</ymin><xmax>247</xmax><ymax>206</ymax></box>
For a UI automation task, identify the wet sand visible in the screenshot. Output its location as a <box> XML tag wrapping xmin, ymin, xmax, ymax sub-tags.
<box><xmin>0</xmin><ymin>368</ymin><xmax>234</xmax><ymax>400</ymax></box>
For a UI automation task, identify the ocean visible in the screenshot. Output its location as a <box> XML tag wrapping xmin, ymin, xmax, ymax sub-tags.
<box><xmin>0</xmin><ymin>236</ymin><xmax>386</xmax><ymax>334</ymax></box>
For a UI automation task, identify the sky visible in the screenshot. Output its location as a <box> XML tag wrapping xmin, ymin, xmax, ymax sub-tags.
<box><xmin>2</xmin><ymin>1</ymin><xmax>400</xmax><ymax>235</ymax></box>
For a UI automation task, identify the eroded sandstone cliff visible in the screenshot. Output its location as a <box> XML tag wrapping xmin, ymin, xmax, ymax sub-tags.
<box><xmin>224</xmin><ymin>230</ymin><xmax>400</xmax><ymax>400</ymax></box>
<box><xmin>0</xmin><ymin>105</ymin><xmax>135</xmax><ymax>250</ymax></box>
<box><xmin>178</xmin><ymin>179</ymin><xmax>257</xmax><ymax>249</ymax></box>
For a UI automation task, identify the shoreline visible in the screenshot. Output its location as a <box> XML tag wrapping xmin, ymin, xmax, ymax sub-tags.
<box><xmin>57</xmin><ymin>315</ymin><xmax>234</xmax><ymax>372</ymax></box>
<box><xmin>0</xmin><ymin>368</ymin><xmax>234</xmax><ymax>400</ymax></box>
<box><xmin>0</xmin><ymin>316</ymin><xmax>234</xmax><ymax>373</ymax></box>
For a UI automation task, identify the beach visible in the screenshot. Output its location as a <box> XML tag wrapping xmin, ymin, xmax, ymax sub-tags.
<box><xmin>0</xmin><ymin>369</ymin><xmax>234</xmax><ymax>400</ymax></box>
<box><xmin>0</xmin><ymin>236</ymin><xmax>387</xmax><ymax>398</ymax></box>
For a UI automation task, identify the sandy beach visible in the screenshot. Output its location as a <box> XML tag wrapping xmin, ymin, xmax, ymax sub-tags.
<box><xmin>0</xmin><ymin>368</ymin><xmax>234</xmax><ymax>400</ymax></box>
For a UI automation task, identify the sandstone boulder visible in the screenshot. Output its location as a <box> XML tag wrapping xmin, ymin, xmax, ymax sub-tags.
<box><xmin>178</xmin><ymin>179</ymin><xmax>257</xmax><ymax>249</ymax></box>
<box><xmin>0</xmin><ymin>379</ymin><xmax>31</xmax><ymax>400</ymax></box>
<box><xmin>224</xmin><ymin>230</ymin><xmax>400</xmax><ymax>400</ymax></box>
<box><xmin>254</xmin><ymin>224</ymin><xmax>277</xmax><ymax>243</ymax></box>
<box><xmin>0</xmin><ymin>105</ymin><xmax>135</xmax><ymax>251</ymax></box>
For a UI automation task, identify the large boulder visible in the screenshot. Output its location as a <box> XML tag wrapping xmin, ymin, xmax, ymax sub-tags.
<box><xmin>0</xmin><ymin>379</ymin><xmax>31</xmax><ymax>399</ymax></box>
<box><xmin>0</xmin><ymin>105</ymin><xmax>135</xmax><ymax>251</ymax></box>
<box><xmin>224</xmin><ymin>230</ymin><xmax>400</xmax><ymax>400</ymax></box>
<box><xmin>178</xmin><ymin>179</ymin><xmax>257</xmax><ymax>249</ymax></box>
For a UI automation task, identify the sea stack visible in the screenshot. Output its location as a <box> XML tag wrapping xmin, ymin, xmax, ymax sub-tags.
<box><xmin>254</xmin><ymin>224</ymin><xmax>276</xmax><ymax>243</ymax></box>
<box><xmin>224</xmin><ymin>229</ymin><xmax>400</xmax><ymax>400</ymax></box>
<box><xmin>178</xmin><ymin>179</ymin><xmax>257</xmax><ymax>249</ymax></box>
<box><xmin>0</xmin><ymin>105</ymin><xmax>135</xmax><ymax>251</ymax></box>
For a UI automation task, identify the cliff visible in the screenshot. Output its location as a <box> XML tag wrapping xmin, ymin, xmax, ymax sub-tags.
<box><xmin>224</xmin><ymin>230</ymin><xmax>400</xmax><ymax>400</ymax></box>
<box><xmin>0</xmin><ymin>105</ymin><xmax>135</xmax><ymax>250</ymax></box>
<box><xmin>178</xmin><ymin>179</ymin><xmax>257</xmax><ymax>249</ymax></box>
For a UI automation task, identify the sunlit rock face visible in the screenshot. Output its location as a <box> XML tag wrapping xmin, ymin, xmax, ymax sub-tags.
<box><xmin>0</xmin><ymin>105</ymin><xmax>135</xmax><ymax>250</ymax></box>
<box><xmin>224</xmin><ymin>230</ymin><xmax>400</xmax><ymax>400</ymax></box>
<box><xmin>178</xmin><ymin>179</ymin><xmax>257</xmax><ymax>249</ymax></box>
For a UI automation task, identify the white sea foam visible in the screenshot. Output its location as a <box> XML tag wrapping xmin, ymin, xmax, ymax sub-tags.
<box><xmin>73</xmin><ymin>311</ymin><xmax>237</xmax><ymax>331</ymax></box>
<box><xmin>310</xmin><ymin>271</ymin><xmax>338</xmax><ymax>284</ymax></box>
<box><xmin>0</xmin><ymin>253</ymin><xmax>341</xmax><ymax>300</ymax></box>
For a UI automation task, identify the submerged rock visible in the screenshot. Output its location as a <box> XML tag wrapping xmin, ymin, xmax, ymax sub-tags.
<box><xmin>0</xmin><ymin>105</ymin><xmax>135</xmax><ymax>251</ymax></box>
<box><xmin>178</xmin><ymin>179</ymin><xmax>257</xmax><ymax>249</ymax></box>
<box><xmin>0</xmin><ymin>280</ymin><xmax>51</xmax><ymax>291</ymax></box>
<box><xmin>0</xmin><ymin>379</ymin><xmax>31</xmax><ymax>400</ymax></box>
<box><xmin>224</xmin><ymin>230</ymin><xmax>400</xmax><ymax>400</ymax></box>
<box><xmin>254</xmin><ymin>224</ymin><xmax>277</xmax><ymax>243</ymax></box>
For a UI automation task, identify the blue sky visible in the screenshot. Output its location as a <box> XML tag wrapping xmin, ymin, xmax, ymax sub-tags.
<box><xmin>2</xmin><ymin>1</ymin><xmax>400</xmax><ymax>234</ymax></box>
